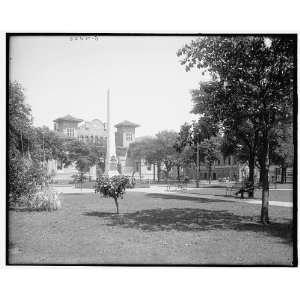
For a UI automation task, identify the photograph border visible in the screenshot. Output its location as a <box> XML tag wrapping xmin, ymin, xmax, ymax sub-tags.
<box><xmin>6</xmin><ymin>32</ymin><xmax>298</xmax><ymax>267</ymax></box>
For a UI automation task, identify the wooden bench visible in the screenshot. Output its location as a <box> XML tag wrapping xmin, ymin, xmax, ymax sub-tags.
<box><xmin>226</xmin><ymin>182</ymin><xmax>257</xmax><ymax>199</ymax></box>
<box><xmin>226</xmin><ymin>183</ymin><xmax>243</xmax><ymax>197</ymax></box>
<box><xmin>176</xmin><ymin>182</ymin><xmax>188</xmax><ymax>191</ymax></box>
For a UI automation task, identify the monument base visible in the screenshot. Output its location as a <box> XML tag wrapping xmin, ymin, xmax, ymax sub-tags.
<box><xmin>105</xmin><ymin>170</ymin><xmax>119</xmax><ymax>177</ymax></box>
<box><xmin>104</xmin><ymin>156</ymin><xmax>120</xmax><ymax>177</ymax></box>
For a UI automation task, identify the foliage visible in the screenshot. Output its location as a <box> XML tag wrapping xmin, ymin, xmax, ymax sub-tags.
<box><xmin>8</xmin><ymin>81</ymin><xmax>62</xmax><ymax>206</ymax></box>
<box><xmin>65</xmin><ymin>139</ymin><xmax>106</xmax><ymax>172</ymax></box>
<box><xmin>176</xmin><ymin>118</ymin><xmax>218</xmax><ymax>164</ymax></box>
<box><xmin>8</xmin><ymin>153</ymin><xmax>48</xmax><ymax>206</ymax></box>
<box><xmin>155</xmin><ymin>130</ymin><xmax>178</xmax><ymax>178</ymax></box>
<box><xmin>127</xmin><ymin>139</ymin><xmax>150</xmax><ymax>177</ymax></box>
<box><xmin>220</xmin><ymin>119</ymin><xmax>259</xmax><ymax>194</ymax></box>
<box><xmin>271</xmin><ymin>123</ymin><xmax>293</xmax><ymax>168</ymax></box>
<box><xmin>75</xmin><ymin>157</ymin><xmax>91</xmax><ymax>173</ymax></box>
<box><xmin>95</xmin><ymin>175</ymin><xmax>130</xmax><ymax>214</ymax></box>
<box><xmin>22</xmin><ymin>187</ymin><xmax>61</xmax><ymax>211</ymax></box>
<box><xmin>8</xmin><ymin>81</ymin><xmax>33</xmax><ymax>156</ymax></box>
<box><xmin>178</xmin><ymin>36</ymin><xmax>295</xmax><ymax>223</ymax></box>
<box><xmin>32</xmin><ymin>126</ymin><xmax>69</xmax><ymax>164</ymax></box>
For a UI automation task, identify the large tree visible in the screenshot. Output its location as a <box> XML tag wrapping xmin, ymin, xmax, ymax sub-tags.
<box><xmin>178</xmin><ymin>36</ymin><xmax>295</xmax><ymax>223</ymax></box>
<box><xmin>155</xmin><ymin>130</ymin><xmax>178</xmax><ymax>180</ymax></box>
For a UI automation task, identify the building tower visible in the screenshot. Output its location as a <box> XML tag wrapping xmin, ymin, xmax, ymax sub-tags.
<box><xmin>114</xmin><ymin>120</ymin><xmax>140</xmax><ymax>148</ymax></box>
<box><xmin>114</xmin><ymin>120</ymin><xmax>140</xmax><ymax>175</ymax></box>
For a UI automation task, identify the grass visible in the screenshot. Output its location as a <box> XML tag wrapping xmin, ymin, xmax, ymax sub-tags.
<box><xmin>8</xmin><ymin>191</ymin><xmax>294</xmax><ymax>265</ymax></box>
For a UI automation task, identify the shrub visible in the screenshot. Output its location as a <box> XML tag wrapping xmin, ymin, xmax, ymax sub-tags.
<box><xmin>95</xmin><ymin>175</ymin><xmax>130</xmax><ymax>214</ymax></box>
<box><xmin>26</xmin><ymin>187</ymin><xmax>61</xmax><ymax>211</ymax></box>
<box><xmin>8</xmin><ymin>154</ymin><xmax>48</xmax><ymax>207</ymax></box>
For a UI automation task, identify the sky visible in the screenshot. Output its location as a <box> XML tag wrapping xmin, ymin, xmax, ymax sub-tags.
<box><xmin>10</xmin><ymin>35</ymin><xmax>210</xmax><ymax>137</ymax></box>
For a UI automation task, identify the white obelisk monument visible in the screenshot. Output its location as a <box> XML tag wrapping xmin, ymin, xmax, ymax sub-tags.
<box><xmin>105</xmin><ymin>89</ymin><xmax>119</xmax><ymax>177</ymax></box>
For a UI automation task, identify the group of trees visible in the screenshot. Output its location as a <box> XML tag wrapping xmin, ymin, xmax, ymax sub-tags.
<box><xmin>9</xmin><ymin>81</ymin><xmax>48</xmax><ymax>204</ymax></box>
<box><xmin>127</xmin><ymin>117</ymin><xmax>222</xmax><ymax>184</ymax></box>
<box><xmin>127</xmin><ymin>132</ymin><xmax>178</xmax><ymax>182</ymax></box>
<box><xmin>175</xmin><ymin>117</ymin><xmax>220</xmax><ymax>186</ymax></box>
<box><xmin>177</xmin><ymin>36</ymin><xmax>295</xmax><ymax>223</ymax></box>
<box><xmin>9</xmin><ymin>36</ymin><xmax>295</xmax><ymax>223</ymax></box>
<box><xmin>127</xmin><ymin>36</ymin><xmax>295</xmax><ymax>224</ymax></box>
<box><xmin>8</xmin><ymin>81</ymin><xmax>106</xmax><ymax>204</ymax></box>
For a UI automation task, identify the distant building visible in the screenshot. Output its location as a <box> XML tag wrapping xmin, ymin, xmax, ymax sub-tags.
<box><xmin>53</xmin><ymin>114</ymin><xmax>83</xmax><ymax>137</ymax></box>
<box><xmin>115</xmin><ymin>120</ymin><xmax>139</xmax><ymax>148</ymax></box>
<box><xmin>114</xmin><ymin>120</ymin><xmax>142</xmax><ymax>176</ymax></box>
<box><xmin>77</xmin><ymin>119</ymin><xmax>107</xmax><ymax>144</ymax></box>
<box><xmin>182</xmin><ymin>155</ymin><xmax>250</xmax><ymax>182</ymax></box>
<box><xmin>52</xmin><ymin>115</ymin><xmax>146</xmax><ymax>179</ymax></box>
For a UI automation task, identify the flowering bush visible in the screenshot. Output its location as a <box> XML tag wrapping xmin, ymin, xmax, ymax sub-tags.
<box><xmin>27</xmin><ymin>187</ymin><xmax>61</xmax><ymax>211</ymax></box>
<box><xmin>95</xmin><ymin>175</ymin><xmax>130</xmax><ymax>214</ymax></box>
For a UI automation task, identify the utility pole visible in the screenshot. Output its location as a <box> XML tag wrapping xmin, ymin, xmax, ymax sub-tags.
<box><xmin>196</xmin><ymin>143</ymin><xmax>200</xmax><ymax>188</ymax></box>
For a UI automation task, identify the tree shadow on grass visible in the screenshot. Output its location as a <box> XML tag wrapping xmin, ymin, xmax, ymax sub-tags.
<box><xmin>146</xmin><ymin>193</ymin><xmax>231</xmax><ymax>203</ymax></box>
<box><xmin>83</xmin><ymin>208</ymin><xmax>293</xmax><ymax>244</ymax></box>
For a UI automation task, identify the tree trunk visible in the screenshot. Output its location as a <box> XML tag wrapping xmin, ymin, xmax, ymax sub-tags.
<box><xmin>166</xmin><ymin>164</ymin><xmax>172</xmax><ymax>182</ymax></box>
<box><xmin>114</xmin><ymin>197</ymin><xmax>119</xmax><ymax>214</ymax></box>
<box><xmin>208</xmin><ymin>165</ymin><xmax>211</xmax><ymax>184</ymax></box>
<box><xmin>248</xmin><ymin>153</ymin><xmax>255</xmax><ymax>197</ymax></box>
<box><xmin>177</xmin><ymin>165</ymin><xmax>180</xmax><ymax>181</ymax></box>
<box><xmin>196</xmin><ymin>144</ymin><xmax>200</xmax><ymax>188</ymax></box>
<box><xmin>139</xmin><ymin>161</ymin><xmax>142</xmax><ymax>180</ymax></box>
<box><xmin>260</xmin><ymin>134</ymin><xmax>270</xmax><ymax>224</ymax></box>
<box><xmin>157</xmin><ymin>163</ymin><xmax>161</xmax><ymax>182</ymax></box>
<box><xmin>153</xmin><ymin>164</ymin><xmax>156</xmax><ymax>182</ymax></box>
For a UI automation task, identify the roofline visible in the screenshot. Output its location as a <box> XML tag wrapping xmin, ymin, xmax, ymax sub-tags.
<box><xmin>53</xmin><ymin>117</ymin><xmax>84</xmax><ymax>122</ymax></box>
<box><xmin>114</xmin><ymin>122</ymin><xmax>140</xmax><ymax>128</ymax></box>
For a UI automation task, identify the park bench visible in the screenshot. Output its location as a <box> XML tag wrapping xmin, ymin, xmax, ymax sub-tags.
<box><xmin>166</xmin><ymin>181</ymin><xmax>188</xmax><ymax>192</ymax></box>
<box><xmin>176</xmin><ymin>182</ymin><xmax>188</xmax><ymax>191</ymax></box>
<box><xmin>226</xmin><ymin>182</ymin><xmax>257</xmax><ymax>199</ymax></box>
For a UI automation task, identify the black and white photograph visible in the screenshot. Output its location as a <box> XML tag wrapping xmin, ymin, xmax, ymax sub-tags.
<box><xmin>6</xmin><ymin>33</ymin><xmax>297</xmax><ymax>266</ymax></box>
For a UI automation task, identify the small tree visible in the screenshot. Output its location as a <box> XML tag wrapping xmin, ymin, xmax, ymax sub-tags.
<box><xmin>95</xmin><ymin>175</ymin><xmax>130</xmax><ymax>214</ymax></box>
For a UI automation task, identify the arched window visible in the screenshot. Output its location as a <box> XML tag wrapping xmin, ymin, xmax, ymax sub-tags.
<box><xmin>91</xmin><ymin>135</ymin><xmax>94</xmax><ymax>143</ymax></box>
<box><xmin>85</xmin><ymin>136</ymin><xmax>89</xmax><ymax>143</ymax></box>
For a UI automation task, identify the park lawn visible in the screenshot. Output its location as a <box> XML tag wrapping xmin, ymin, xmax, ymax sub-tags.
<box><xmin>8</xmin><ymin>191</ymin><xmax>294</xmax><ymax>265</ymax></box>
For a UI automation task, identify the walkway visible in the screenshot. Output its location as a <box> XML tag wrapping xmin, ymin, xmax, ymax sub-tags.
<box><xmin>52</xmin><ymin>184</ymin><xmax>293</xmax><ymax>208</ymax></box>
<box><xmin>129</xmin><ymin>186</ymin><xmax>293</xmax><ymax>208</ymax></box>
